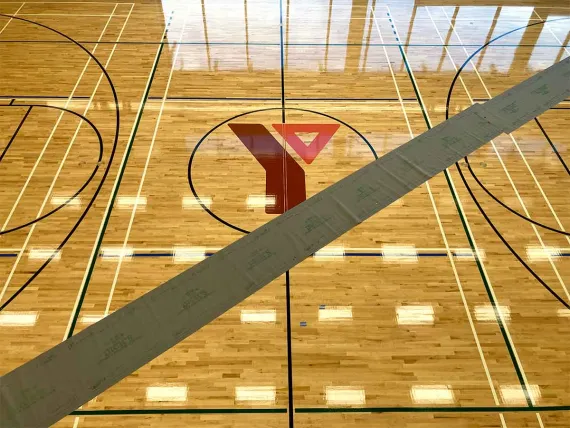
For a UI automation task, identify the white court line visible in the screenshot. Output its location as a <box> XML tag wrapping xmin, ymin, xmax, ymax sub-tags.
<box><xmin>436</xmin><ymin>7</ymin><xmax>570</xmax><ymax>302</ymax></box>
<box><xmin>102</xmin><ymin>9</ymin><xmax>192</xmax><ymax>317</ymax></box>
<box><xmin>371</xmin><ymin>8</ymin><xmax>505</xmax><ymax>426</ymax></box>
<box><xmin>0</xmin><ymin>4</ymin><xmax>120</xmax><ymax>305</ymax></box>
<box><xmin>0</xmin><ymin>3</ymin><xmax>25</xmax><ymax>34</ymax></box>
<box><xmin>388</xmin><ymin>5</ymin><xmax>541</xmax><ymax>425</ymax></box>
<box><xmin>63</xmin><ymin>12</ymin><xmax>172</xmax><ymax>340</ymax></box>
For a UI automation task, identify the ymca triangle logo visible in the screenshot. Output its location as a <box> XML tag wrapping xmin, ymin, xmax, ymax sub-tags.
<box><xmin>228</xmin><ymin>122</ymin><xmax>341</xmax><ymax>214</ymax></box>
<box><xmin>272</xmin><ymin>123</ymin><xmax>340</xmax><ymax>164</ymax></box>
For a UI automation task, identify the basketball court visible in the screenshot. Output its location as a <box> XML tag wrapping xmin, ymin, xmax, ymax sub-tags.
<box><xmin>0</xmin><ymin>0</ymin><xmax>568</xmax><ymax>426</ymax></box>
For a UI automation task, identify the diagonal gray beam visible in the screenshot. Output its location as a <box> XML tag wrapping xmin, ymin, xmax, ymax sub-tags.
<box><xmin>1</xmin><ymin>57</ymin><xmax>569</xmax><ymax>428</ymax></box>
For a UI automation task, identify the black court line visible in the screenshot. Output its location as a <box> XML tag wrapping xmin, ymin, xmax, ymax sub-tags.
<box><xmin>71</xmin><ymin>408</ymin><xmax>287</xmax><ymax>416</ymax></box>
<box><xmin>279</xmin><ymin>1</ymin><xmax>294</xmax><ymax>427</ymax></box>
<box><xmin>0</xmin><ymin>13</ymin><xmax>120</xmax><ymax>312</ymax></box>
<box><xmin>393</xmin><ymin>11</ymin><xmax>548</xmax><ymax>409</ymax></box>
<box><xmin>442</xmin><ymin>16</ymin><xmax>570</xmax><ymax>406</ymax></box>
<box><xmin>187</xmin><ymin>107</ymin><xmax>377</xmax><ymax>235</ymax></box>
<box><xmin>148</xmin><ymin>96</ymin><xmax>417</xmax><ymax>102</ymax></box>
<box><xmin>0</xmin><ymin>105</ymin><xmax>32</xmax><ymax>163</ymax></box>
<box><xmin>532</xmin><ymin>117</ymin><xmax>567</xmax><ymax>178</ymax></box>
<box><xmin>104</xmin><ymin>252</ymin><xmax>570</xmax><ymax>259</ymax></box>
<box><xmin>100</xmin><ymin>251</ymin><xmax>540</xmax><ymax>259</ymax></box>
<box><xmin>285</xmin><ymin>270</ymin><xmax>295</xmax><ymax>428</ymax></box>
<box><xmin>66</xmin><ymin>16</ymin><xmax>174</xmax><ymax>339</ymax></box>
<box><xmin>0</xmin><ymin>104</ymin><xmax>104</xmax><ymax>236</ymax></box>
<box><xmin>67</xmin><ymin>404</ymin><xmax>570</xmax><ymax>416</ymax></box>
<box><xmin>446</xmin><ymin>19</ymin><xmax>570</xmax><ymax>308</ymax></box>
<box><xmin>2</xmin><ymin>95</ymin><xmax>416</xmax><ymax>103</ymax></box>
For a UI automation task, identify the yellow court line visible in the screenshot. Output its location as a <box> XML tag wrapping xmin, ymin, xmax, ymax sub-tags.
<box><xmin>387</xmin><ymin>5</ymin><xmax>544</xmax><ymax>426</ymax></box>
<box><xmin>103</xmin><ymin>4</ymin><xmax>195</xmax><ymax>317</ymax></box>
<box><xmin>435</xmin><ymin>7</ymin><xmax>570</xmax><ymax>302</ymax></box>
<box><xmin>0</xmin><ymin>3</ymin><xmax>25</xmax><ymax>34</ymax></box>
<box><xmin>0</xmin><ymin>3</ymin><xmax>119</xmax><ymax>304</ymax></box>
<box><xmin>533</xmin><ymin>10</ymin><xmax>570</xmax><ymax>58</ymax></box>
<box><xmin>371</xmin><ymin>6</ymin><xmax>504</xmax><ymax>422</ymax></box>
<box><xmin>63</xmin><ymin>3</ymin><xmax>145</xmax><ymax>340</ymax></box>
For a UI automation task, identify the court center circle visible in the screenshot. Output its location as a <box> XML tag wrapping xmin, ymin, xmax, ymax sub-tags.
<box><xmin>187</xmin><ymin>107</ymin><xmax>378</xmax><ymax>234</ymax></box>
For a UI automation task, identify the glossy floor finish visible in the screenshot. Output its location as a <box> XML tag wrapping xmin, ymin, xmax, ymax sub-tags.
<box><xmin>0</xmin><ymin>0</ymin><xmax>569</xmax><ymax>427</ymax></box>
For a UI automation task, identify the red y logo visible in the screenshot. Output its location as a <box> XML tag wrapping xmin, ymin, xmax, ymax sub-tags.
<box><xmin>229</xmin><ymin>123</ymin><xmax>340</xmax><ymax>214</ymax></box>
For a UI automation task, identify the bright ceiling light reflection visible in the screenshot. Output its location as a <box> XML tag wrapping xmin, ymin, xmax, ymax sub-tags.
<box><xmin>526</xmin><ymin>246</ymin><xmax>561</xmax><ymax>261</ymax></box>
<box><xmin>100</xmin><ymin>247</ymin><xmax>134</xmax><ymax>260</ymax></box>
<box><xmin>173</xmin><ymin>247</ymin><xmax>206</xmax><ymax>263</ymax></box>
<box><xmin>246</xmin><ymin>195</ymin><xmax>276</xmax><ymax>208</ymax></box>
<box><xmin>325</xmin><ymin>386</ymin><xmax>366</xmax><ymax>405</ymax></box>
<box><xmin>314</xmin><ymin>245</ymin><xmax>345</xmax><ymax>260</ymax></box>
<box><xmin>117</xmin><ymin>196</ymin><xmax>147</xmax><ymax>210</ymax></box>
<box><xmin>410</xmin><ymin>385</ymin><xmax>454</xmax><ymax>404</ymax></box>
<box><xmin>79</xmin><ymin>314</ymin><xmax>105</xmax><ymax>324</ymax></box>
<box><xmin>381</xmin><ymin>245</ymin><xmax>418</xmax><ymax>263</ymax></box>
<box><xmin>235</xmin><ymin>386</ymin><xmax>276</xmax><ymax>404</ymax></box>
<box><xmin>318</xmin><ymin>306</ymin><xmax>352</xmax><ymax>322</ymax></box>
<box><xmin>0</xmin><ymin>311</ymin><xmax>38</xmax><ymax>326</ymax></box>
<box><xmin>240</xmin><ymin>309</ymin><xmax>276</xmax><ymax>323</ymax></box>
<box><xmin>396</xmin><ymin>305</ymin><xmax>434</xmax><ymax>325</ymax></box>
<box><xmin>454</xmin><ymin>248</ymin><xmax>486</xmax><ymax>261</ymax></box>
<box><xmin>145</xmin><ymin>385</ymin><xmax>188</xmax><ymax>402</ymax></box>
<box><xmin>182</xmin><ymin>195</ymin><xmax>212</xmax><ymax>209</ymax></box>
<box><xmin>500</xmin><ymin>385</ymin><xmax>540</xmax><ymax>405</ymax></box>
<box><xmin>28</xmin><ymin>248</ymin><xmax>61</xmax><ymax>261</ymax></box>
<box><xmin>474</xmin><ymin>305</ymin><xmax>511</xmax><ymax>323</ymax></box>
<box><xmin>50</xmin><ymin>195</ymin><xmax>81</xmax><ymax>209</ymax></box>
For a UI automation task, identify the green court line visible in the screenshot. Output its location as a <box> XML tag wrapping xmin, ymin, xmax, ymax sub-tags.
<box><xmin>56</xmin><ymin>11</ymin><xmax>564</xmax><ymax>421</ymax></box>
<box><xmin>390</xmin><ymin>15</ymin><xmax>537</xmax><ymax>408</ymax></box>
<box><xmin>65</xmin><ymin>21</ymin><xmax>171</xmax><ymax>339</ymax></box>
<box><xmin>296</xmin><ymin>405</ymin><xmax>570</xmax><ymax>414</ymax></box>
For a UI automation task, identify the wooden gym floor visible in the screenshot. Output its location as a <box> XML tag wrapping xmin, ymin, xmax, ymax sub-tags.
<box><xmin>0</xmin><ymin>0</ymin><xmax>569</xmax><ymax>427</ymax></box>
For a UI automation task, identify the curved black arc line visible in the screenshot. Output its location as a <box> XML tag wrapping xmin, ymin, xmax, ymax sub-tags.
<box><xmin>464</xmin><ymin>157</ymin><xmax>569</xmax><ymax>236</ymax></box>
<box><xmin>534</xmin><ymin>117</ymin><xmax>570</xmax><ymax>176</ymax></box>
<box><xmin>188</xmin><ymin>107</ymin><xmax>378</xmax><ymax>234</ymax></box>
<box><xmin>0</xmin><ymin>14</ymin><xmax>120</xmax><ymax>312</ymax></box>
<box><xmin>0</xmin><ymin>105</ymin><xmax>32</xmax><ymax>162</ymax></box>
<box><xmin>456</xmin><ymin>161</ymin><xmax>570</xmax><ymax>309</ymax></box>
<box><xmin>445</xmin><ymin>17</ymin><xmax>569</xmax><ymax>113</ymax></box>
<box><xmin>445</xmin><ymin>17</ymin><xmax>570</xmax><ymax>309</ymax></box>
<box><xmin>0</xmin><ymin>104</ymin><xmax>103</xmax><ymax>235</ymax></box>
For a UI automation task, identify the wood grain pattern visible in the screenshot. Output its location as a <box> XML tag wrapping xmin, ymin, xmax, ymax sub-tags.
<box><xmin>0</xmin><ymin>0</ymin><xmax>568</xmax><ymax>426</ymax></box>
